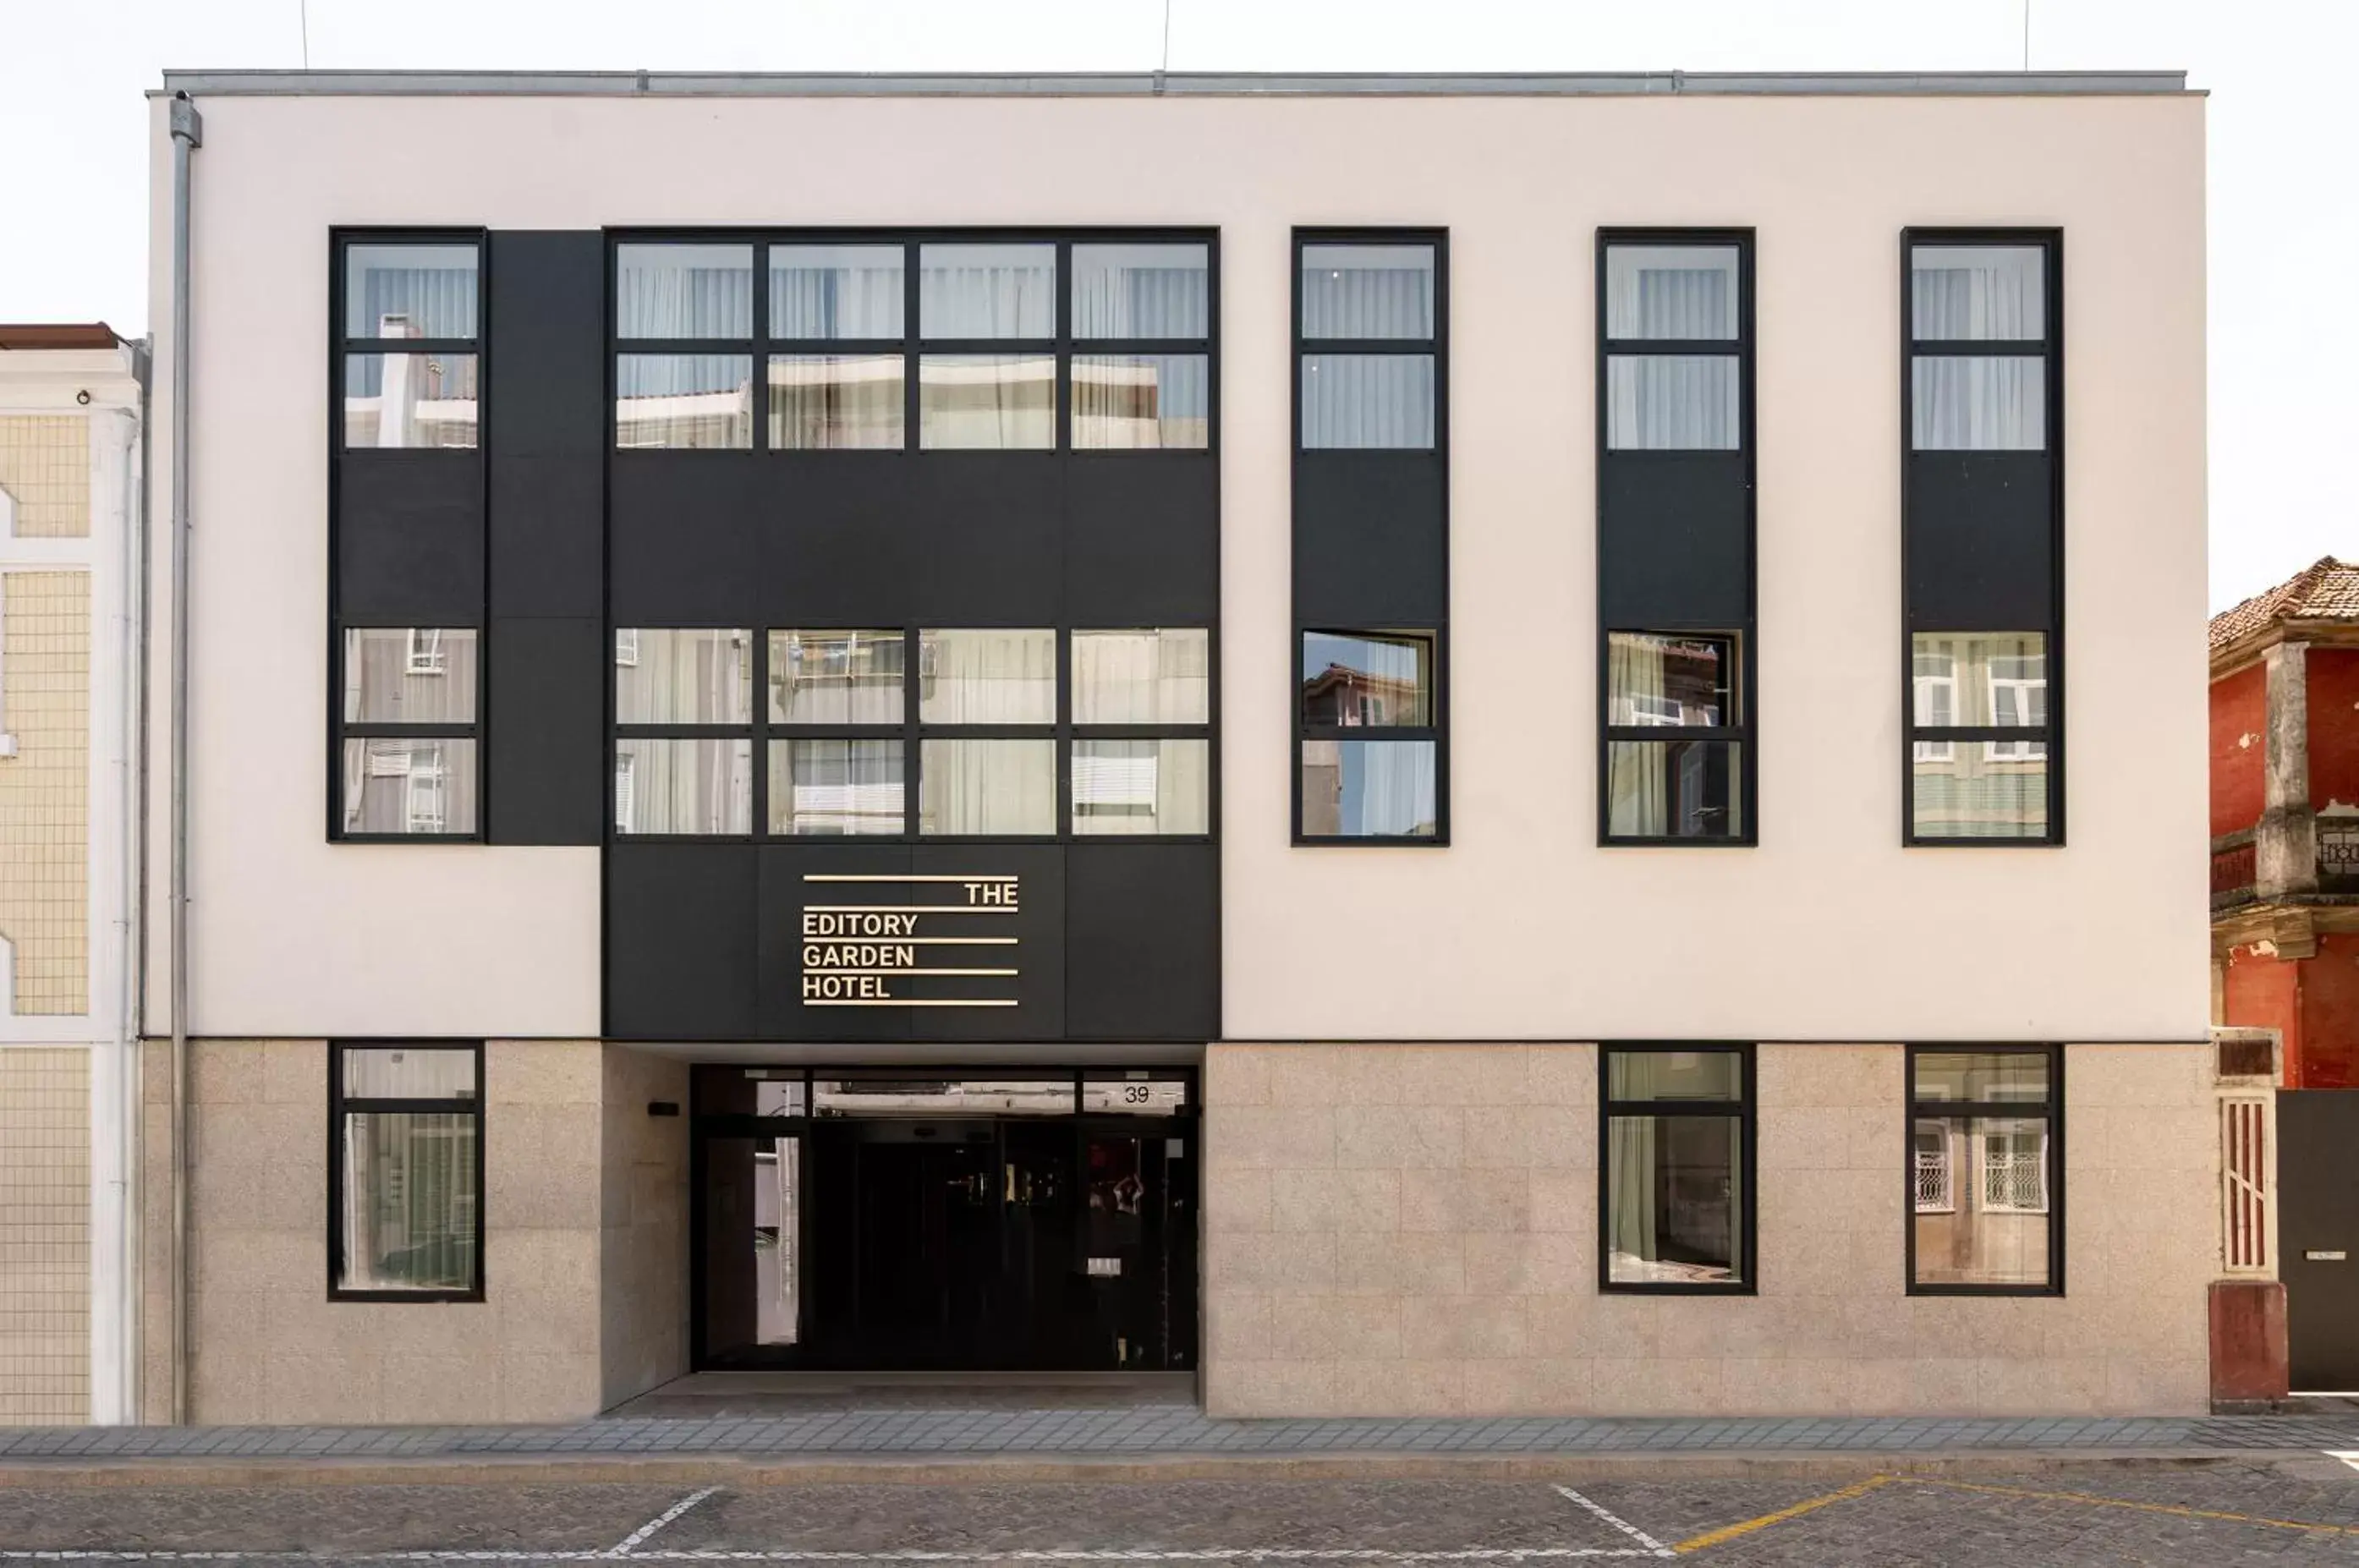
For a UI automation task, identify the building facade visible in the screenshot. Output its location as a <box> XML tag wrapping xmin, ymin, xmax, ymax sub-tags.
<box><xmin>2211</xmin><ymin>557</ymin><xmax>2359</xmax><ymax>1391</ymax></box>
<box><xmin>0</xmin><ymin>325</ymin><xmax>143</xmax><ymax>1425</ymax></box>
<box><xmin>140</xmin><ymin>70</ymin><xmax>2212</xmax><ymax>1424</ymax></box>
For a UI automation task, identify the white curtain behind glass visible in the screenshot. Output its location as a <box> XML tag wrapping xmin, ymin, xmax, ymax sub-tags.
<box><xmin>1322</xmin><ymin>741</ymin><xmax>1434</xmax><ymax>836</ymax></box>
<box><xmin>1606</xmin><ymin>357</ymin><xmax>1738</xmax><ymax>450</ymax></box>
<box><xmin>920</xmin><ymin>244</ymin><xmax>1056</xmax><ymax>338</ymax></box>
<box><xmin>617</xmin><ymin>245</ymin><xmax>753</xmax><ymax>338</ymax></box>
<box><xmin>771</xmin><ymin>247</ymin><xmax>903</xmax><ymax>339</ymax></box>
<box><xmin>1912</xmin><ymin>249</ymin><xmax>2043</xmax><ymax>341</ymax></box>
<box><xmin>1606</xmin><ymin>1118</ymin><xmax>1659</xmax><ymax>1280</ymax></box>
<box><xmin>1912</xmin><ymin>358</ymin><xmax>2044</xmax><ymax>451</ymax></box>
<box><xmin>1606</xmin><ymin>249</ymin><xmax>1737</xmax><ymax>340</ymax></box>
<box><xmin>921</xmin><ymin>630</ymin><xmax>1056</xmax><ymax>723</ymax></box>
<box><xmin>924</xmin><ymin>739</ymin><xmax>1056</xmax><ymax>834</ymax></box>
<box><xmin>1072</xmin><ymin>246</ymin><xmax>1209</xmax><ymax>339</ymax></box>
<box><xmin>1605</xmin><ymin>249</ymin><xmax>1739</xmax><ymax>451</ymax></box>
<box><xmin>1301</xmin><ymin>355</ymin><xmax>1434</xmax><ymax>449</ymax></box>
<box><xmin>1074</xmin><ymin>629</ymin><xmax>1209</xmax><ymax>724</ymax></box>
<box><xmin>1300</xmin><ymin>247</ymin><xmax>1433</xmax><ymax>337</ymax></box>
<box><xmin>349</xmin><ymin>248</ymin><xmax>477</xmax><ymax>340</ymax></box>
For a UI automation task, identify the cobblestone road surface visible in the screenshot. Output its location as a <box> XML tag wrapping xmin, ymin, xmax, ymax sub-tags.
<box><xmin>4</xmin><ymin>1467</ymin><xmax>2359</xmax><ymax>1563</ymax></box>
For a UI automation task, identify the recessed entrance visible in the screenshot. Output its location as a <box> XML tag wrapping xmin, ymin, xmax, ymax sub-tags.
<box><xmin>692</xmin><ymin>1067</ymin><xmax>1198</xmax><ymax>1373</ymax></box>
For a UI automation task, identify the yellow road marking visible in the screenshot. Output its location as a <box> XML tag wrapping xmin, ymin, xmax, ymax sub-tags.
<box><xmin>1904</xmin><ymin>1476</ymin><xmax>2359</xmax><ymax>1536</ymax></box>
<box><xmin>1673</xmin><ymin>1475</ymin><xmax>1894</xmax><ymax>1553</ymax></box>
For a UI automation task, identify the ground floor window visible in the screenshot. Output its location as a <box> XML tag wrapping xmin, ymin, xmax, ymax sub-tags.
<box><xmin>1599</xmin><ymin>1044</ymin><xmax>1753</xmax><ymax>1292</ymax></box>
<box><xmin>1907</xmin><ymin>1044</ymin><xmax>2061</xmax><ymax>1293</ymax></box>
<box><xmin>328</xmin><ymin>1042</ymin><xmax>483</xmax><ymax>1301</ymax></box>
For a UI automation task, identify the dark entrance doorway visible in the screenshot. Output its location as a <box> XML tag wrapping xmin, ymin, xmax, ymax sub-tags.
<box><xmin>693</xmin><ymin>1068</ymin><xmax>1198</xmax><ymax>1373</ymax></box>
<box><xmin>2281</xmin><ymin>1088</ymin><xmax>2359</xmax><ymax>1391</ymax></box>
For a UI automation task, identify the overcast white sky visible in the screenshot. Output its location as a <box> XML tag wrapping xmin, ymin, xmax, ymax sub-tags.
<box><xmin>3</xmin><ymin>0</ymin><xmax>2350</xmax><ymax>608</ymax></box>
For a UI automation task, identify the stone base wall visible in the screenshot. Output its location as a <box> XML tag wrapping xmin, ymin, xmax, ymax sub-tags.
<box><xmin>142</xmin><ymin>1039</ymin><xmax>689</xmax><ymax>1425</ymax></box>
<box><xmin>1202</xmin><ymin>1041</ymin><xmax>2214</xmax><ymax>1417</ymax></box>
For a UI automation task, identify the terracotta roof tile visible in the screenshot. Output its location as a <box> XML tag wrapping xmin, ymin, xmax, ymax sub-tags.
<box><xmin>2211</xmin><ymin>556</ymin><xmax>2359</xmax><ymax>652</ymax></box>
<box><xmin>0</xmin><ymin>323</ymin><xmax>123</xmax><ymax>351</ymax></box>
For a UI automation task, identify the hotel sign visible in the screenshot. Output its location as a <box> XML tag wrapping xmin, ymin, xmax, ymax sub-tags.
<box><xmin>799</xmin><ymin>873</ymin><xmax>1021</xmax><ymax>1009</ymax></box>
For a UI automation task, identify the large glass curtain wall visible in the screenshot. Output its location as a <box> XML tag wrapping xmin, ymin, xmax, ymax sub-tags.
<box><xmin>612</xmin><ymin>235</ymin><xmax>1214</xmax><ymax>452</ymax></box>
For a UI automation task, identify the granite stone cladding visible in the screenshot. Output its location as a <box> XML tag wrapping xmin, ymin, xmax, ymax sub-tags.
<box><xmin>1202</xmin><ymin>1042</ymin><xmax>2214</xmax><ymax>1418</ymax></box>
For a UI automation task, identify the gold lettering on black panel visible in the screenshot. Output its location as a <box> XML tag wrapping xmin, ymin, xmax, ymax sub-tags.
<box><xmin>798</xmin><ymin>874</ymin><xmax>1019</xmax><ymax>1008</ymax></box>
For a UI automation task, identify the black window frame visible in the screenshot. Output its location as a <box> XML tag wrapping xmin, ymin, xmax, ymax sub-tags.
<box><xmin>1904</xmin><ymin>1043</ymin><xmax>2065</xmax><ymax>1297</ymax></box>
<box><xmin>327</xmin><ymin>228</ymin><xmax>490</xmax><ymax>845</ymax></box>
<box><xmin>607</xmin><ymin>229</ymin><xmax>1219</xmax><ymax>456</ymax></box>
<box><xmin>326</xmin><ymin>1039</ymin><xmax>486</xmax><ymax>1305</ymax></box>
<box><xmin>333</xmin><ymin>229</ymin><xmax>486</xmax><ymax>453</ymax></box>
<box><xmin>1900</xmin><ymin>228</ymin><xmax>2065</xmax><ymax>847</ymax></box>
<box><xmin>1594</xmin><ymin>228</ymin><xmax>1757</xmax><ymax>848</ymax></box>
<box><xmin>1597</xmin><ymin>1043</ymin><xmax>1757</xmax><ymax>1297</ymax></box>
<box><xmin>1290</xmin><ymin>228</ymin><xmax>1451</xmax><ymax>847</ymax></box>
<box><xmin>611</xmin><ymin>623</ymin><xmax>1218</xmax><ymax>846</ymax></box>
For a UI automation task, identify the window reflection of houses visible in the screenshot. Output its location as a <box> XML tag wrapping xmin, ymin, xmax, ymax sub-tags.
<box><xmin>1912</xmin><ymin>1118</ymin><xmax>2051</xmax><ymax>1277</ymax></box>
<box><xmin>1302</xmin><ymin>661</ymin><xmax>1423</xmax><ymax>727</ymax></box>
<box><xmin>1910</xmin><ymin>633</ymin><xmax>2048</xmax><ymax>836</ymax></box>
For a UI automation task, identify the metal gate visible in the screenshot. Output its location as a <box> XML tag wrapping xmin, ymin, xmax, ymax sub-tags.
<box><xmin>2279</xmin><ymin>1088</ymin><xmax>2359</xmax><ymax>1391</ymax></box>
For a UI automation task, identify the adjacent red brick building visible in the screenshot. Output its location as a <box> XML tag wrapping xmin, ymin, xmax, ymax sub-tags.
<box><xmin>2212</xmin><ymin>556</ymin><xmax>2359</xmax><ymax>1087</ymax></box>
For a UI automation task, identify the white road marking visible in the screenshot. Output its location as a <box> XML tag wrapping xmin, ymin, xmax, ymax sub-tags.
<box><xmin>1549</xmin><ymin>1488</ymin><xmax>1674</xmax><ymax>1560</ymax></box>
<box><xmin>2329</xmin><ymin>1451</ymin><xmax>2359</xmax><ymax>1474</ymax></box>
<box><xmin>607</xmin><ymin>1488</ymin><xmax>723</xmax><ymax>1556</ymax></box>
<box><xmin>0</xmin><ymin>1550</ymin><xmax>1660</xmax><ymax>1562</ymax></box>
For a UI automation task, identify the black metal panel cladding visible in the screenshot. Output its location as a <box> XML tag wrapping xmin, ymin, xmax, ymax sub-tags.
<box><xmin>1905</xmin><ymin>453</ymin><xmax>2055</xmax><ymax>631</ymax></box>
<box><xmin>488</xmin><ymin>231</ymin><xmax>606</xmax><ymax>619</ymax></box>
<box><xmin>1597</xmin><ymin>453</ymin><xmax>1750</xmax><ymax>629</ymax></box>
<box><xmin>603</xmin><ymin>228</ymin><xmax>1221</xmax><ymax>1043</ymax></box>
<box><xmin>487</xmin><ymin>617</ymin><xmax>605</xmax><ymax>845</ymax></box>
<box><xmin>607</xmin><ymin>843</ymin><xmax>760</xmax><ymax>1040</ymax></box>
<box><xmin>1292</xmin><ymin>455</ymin><xmax>1448</xmax><ymax>628</ymax></box>
<box><xmin>486</xmin><ymin>230</ymin><xmax>608</xmax><ymax>844</ymax></box>
<box><xmin>1066</xmin><ymin>844</ymin><xmax>1219</xmax><ymax>1040</ymax></box>
<box><xmin>336</xmin><ymin>458</ymin><xmax>485</xmax><ymax>622</ymax></box>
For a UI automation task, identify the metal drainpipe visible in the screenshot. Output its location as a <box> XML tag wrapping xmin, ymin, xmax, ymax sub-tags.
<box><xmin>167</xmin><ymin>90</ymin><xmax>201</xmax><ymax>1428</ymax></box>
<box><xmin>122</xmin><ymin>335</ymin><xmax>151</xmax><ymax>1422</ymax></box>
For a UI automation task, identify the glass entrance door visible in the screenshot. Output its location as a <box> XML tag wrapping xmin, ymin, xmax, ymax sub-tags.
<box><xmin>690</xmin><ymin>1068</ymin><xmax>1198</xmax><ymax>1372</ymax></box>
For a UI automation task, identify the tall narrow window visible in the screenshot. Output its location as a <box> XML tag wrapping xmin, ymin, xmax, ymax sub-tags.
<box><xmin>1908</xmin><ymin>1046</ymin><xmax>2062</xmax><ymax>1293</ymax></box>
<box><xmin>1297</xmin><ymin>631</ymin><xmax>1439</xmax><ymax>840</ymax></box>
<box><xmin>1597</xmin><ymin>232</ymin><xmax>1755</xmax><ymax>846</ymax></box>
<box><xmin>612</xmin><ymin>628</ymin><xmax>755</xmax><ymax>836</ymax></box>
<box><xmin>329</xmin><ymin>1043</ymin><xmax>483</xmax><ymax>1301</ymax></box>
<box><xmin>336</xmin><ymin>627</ymin><xmax>480</xmax><ymax>838</ymax></box>
<box><xmin>1600</xmin><ymin>1045</ymin><xmax>1754</xmax><ymax>1293</ymax></box>
<box><xmin>341</xmin><ymin>238</ymin><xmax>480</xmax><ymax>450</ymax></box>
<box><xmin>1902</xmin><ymin>233</ymin><xmax>2063</xmax><ymax>843</ymax></box>
<box><xmin>1293</xmin><ymin>231</ymin><xmax>1449</xmax><ymax>843</ymax></box>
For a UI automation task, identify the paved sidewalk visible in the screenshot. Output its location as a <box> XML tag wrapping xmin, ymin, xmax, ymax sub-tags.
<box><xmin>5</xmin><ymin>1409</ymin><xmax>2359</xmax><ymax>1462</ymax></box>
